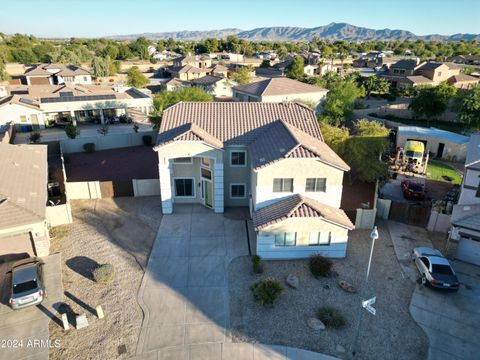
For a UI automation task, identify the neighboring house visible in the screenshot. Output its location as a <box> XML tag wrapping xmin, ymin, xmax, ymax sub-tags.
<box><xmin>450</xmin><ymin>133</ymin><xmax>480</xmax><ymax>266</ymax></box>
<box><xmin>172</xmin><ymin>55</ymin><xmax>212</xmax><ymax>69</ymax></box>
<box><xmin>208</xmin><ymin>64</ymin><xmax>229</xmax><ymax>78</ymax></box>
<box><xmin>154</xmin><ymin>102</ymin><xmax>353</xmax><ymax>259</ymax></box>
<box><xmin>232</xmin><ymin>77</ymin><xmax>328</xmax><ymax>111</ymax></box>
<box><xmin>396</xmin><ymin>126</ymin><xmax>469</xmax><ymax>162</ymax></box>
<box><xmin>163</xmin><ymin>78</ymin><xmax>191</xmax><ymax>92</ymax></box>
<box><xmin>0</xmin><ymin>143</ymin><xmax>50</xmax><ymax>258</ymax></box>
<box><xmin>448</xmin><ymin>73</ymin><xmax>480</xmax><ymax>89</ymax></box>
<box><xmin>24</xmin><ymin>63</ymin><xmax>92</xmax><ymax>85</ymax></box>
<box><xmin>0</xmin><ymin>84</ymin><xmax>153</xmax><ymax>129</ymax></box>
<box><xmin>304</xmin><ymin>64</ymin><xmax>317</xmax><ymax>76</ymax></box>
<box><xmin>447</xmin><ymin>55</ymin><xmax>480</xmax><ymax>66</ymax></box>
<box><xmin>167</xmin><ymin>65</ymin><xmax>209</xmax><ymax>81</ymax></box>
<box><xmin>381</xmin><ymin>58</ymin><xmax>424</xmax><ymax>88</ymax></box>
<box><xmin>191</xmin><ymin>75</ymin><xmax>236</xmax><ymax>98</ymax></box>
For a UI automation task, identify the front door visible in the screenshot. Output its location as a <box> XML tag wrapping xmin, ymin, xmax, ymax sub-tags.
<box><xmin>437</xmin><ymin>143</ymin><xmax>445</xmax><ymax>158</ymax></box>
<box><xmin>204</xmin><ymin>180</ymin><xmax>213</xmax><ymax>208</ymax></box>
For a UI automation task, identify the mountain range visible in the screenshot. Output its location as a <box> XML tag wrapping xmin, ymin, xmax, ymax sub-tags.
<box><xmin>108</xmin><ymin>22</ymin><xmax>480</xmax><ymax>42</ymax></box>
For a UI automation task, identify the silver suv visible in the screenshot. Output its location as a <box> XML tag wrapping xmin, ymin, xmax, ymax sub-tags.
<box><xmin>9</xmin><ymin>258</ymin><xmax>45</xmax><ymax>310</ymax></box>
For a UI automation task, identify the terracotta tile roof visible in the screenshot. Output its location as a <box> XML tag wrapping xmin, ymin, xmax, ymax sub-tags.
<box><xmin>449</xmin><ymin>74</ymin><xmax>479</xmax><ymax>83</ymax></box>
<box><xmin>191</xmin><ymin>75</ymin><xmax>224</xmax><ymax>86</ymax></box>
<box><xmin>406</xmin><ymin>75</ymin><xmax>435</xmax><ymax>84</ymax></box>
<box><xmin>252</xmin><ymin>194</ymin><xmax>354</xmax><ymax>231</ymax></box>
<box><xmin>248</xmin><ymin>120</ymin><xmax>350</xmax><ymax>171</ymax></box>
<box><xmin>157</xmin><ymin>122</ymin><xmax>224</xmax><ymax>149</ymax></box>
<box><xmin>25</xmin><ymin>63</ymin><xmax>90</xmax><ymax>77</ymax></box>
<box><xmin>233</xmin><ymin>77</ymin><xmax>326</xmax><ymax>97</ymax></box>
<box><xmin>157</xmin><ymin>102</ymin><xmax>321</xmax><ymax>147</ymax></box>
<box><xmin>169</xmin><ymin>65</ymin><xmax>207</xmax><ymax>75</ymax></box>
<box><xmin>0</xmin><ymin>143</ymin><xmax>48</xmax><ymax>230</ymax></box>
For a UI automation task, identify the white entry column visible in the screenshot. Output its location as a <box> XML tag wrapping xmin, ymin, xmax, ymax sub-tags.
<box><xmin>213</xmin><ymin>162</ymin><xmax>224</xmax><ymax>213</ymax></box>
<box><xmin>159</xmin><ymin>162</ymin><xmax>173</xmax><ymax>214</ymax></box>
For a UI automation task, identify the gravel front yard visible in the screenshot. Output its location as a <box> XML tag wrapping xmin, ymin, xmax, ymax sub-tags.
<box><xmin>228</xmin><ymin>224</ymin><xmax>428</xmax><ymax>360</ymax></box>
<box><xmin>49</xmin><ymin>197</ymin><xmax>162</xmax><ymax>360</ymax></box>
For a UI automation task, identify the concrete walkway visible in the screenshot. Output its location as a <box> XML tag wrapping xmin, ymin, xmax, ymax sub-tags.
<box><xmin>0</xmin><ymin>253</ymin><xmax>63</xmax><ymax>360</ymax></box>
<box><xmin>387</xmin><ymin>221</ymin><xmax>480</xmax><ymax>360</ymax></box>
<box><xmin>134</xmin><ymin>205</ymin><xmax>339</xmax><ymax>360</ymax></box>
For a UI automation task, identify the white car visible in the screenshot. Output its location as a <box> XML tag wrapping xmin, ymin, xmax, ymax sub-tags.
<box><xmin>412</xmin><ymin>247</ymin><xmax>459</xmax><ymax>291</ymax></box>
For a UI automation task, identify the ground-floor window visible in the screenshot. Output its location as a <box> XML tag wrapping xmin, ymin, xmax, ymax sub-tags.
<box><xmin>309</xmin><ymin>231</ymin><xmax>331</xmax><ymax>246</ymax></box>
<box><xmin>230</xmin><ymin>183</ymin><xmax>246</xmax><ymax>198</ymax></box>
<box><xmin>174</xmin><ymin>178</ymin><xmax>194</xmax><ymax>197</ymax></box>
<box><xmin>274</xmin><ymin>232</ymin><xmax>297</xmax><ymax>246</ymax></box>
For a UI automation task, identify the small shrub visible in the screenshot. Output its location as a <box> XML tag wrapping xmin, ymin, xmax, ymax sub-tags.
<box><xmin>83</xmin><ymin>143</ymin><xmax>95</xmax><ymax>153</ymax></box>
<box><xmin>97</xmin><ymin>124</ymin><xmax>109</xmax><ymax>136</ymax></box>
<box><xmin>309</xmin><ymin>254</ymin><xmax>333</xmax><ymax>278</ymax></box>
<box><xmin>142</xmin><ymin>135</ymin><xmax>152</xmax><ymax>146</ymax></box>
<box><xmin>250</xmin><ymin>279</ymin><xmax>283</xmax><ymax>306</ymax></box>
<box><xmin>251</xmin><ymin>255</ymin><xmax>263</xmax><ymax>274</ymax></box>
<box><xmin>29</xmin><ymin>131</ymin><xmax>42</xmax><ymax>143</ymax></box>
<box><xmin>65</xmin><ymin>123</ymin><xmax>79</xmax><ymax>139</ymax></box>
<box><xmin>92</xmin><ymin>264</ymin><xmax>115</xmax><ymax>284</ymax></box>
<box><xmin>316</xmin><ymin>305</ymin><xmax>346</xmax><ymax>328</ymax></box>
<box><xmin>49</xmin><ymin>226</ymin><xmax>69</xmax><ymax>239</ymax></box>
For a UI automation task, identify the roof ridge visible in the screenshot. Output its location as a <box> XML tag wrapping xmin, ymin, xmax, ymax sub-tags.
<box><xmin>286</xmin><ymin>194</ymin><xmax>305</xmax><ymax>218</ymax></box>
<box><xmin>259</xmin><ymin>78</ymin><xmax>274</xmax><ymax>96</ymax></box>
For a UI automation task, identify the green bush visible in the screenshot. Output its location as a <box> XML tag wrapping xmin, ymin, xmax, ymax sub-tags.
<box><xmin>309</xmin><ymin>254</ymin><xmax>333</xmax><ymax>278</ymax></box>
<box><xmin>251</xmin><ymin>255</ymin><xmax>263</xmax><ymax>274</ymax></box>
<box><xmin>83</xmin><ymin>143</ymin><xmax>95</xmax><ymax>153</ymax></box>
<box><xmin>142</xmin><ymin>135</ymin><xmax>152</xmax><ymax>146</ymax></box>
<box><xmin>250</xmin><ymin>279</ymin><xmax>283</xmax><ymax>306</ymax></box>
<box><xmin>316</xmin><ymin>305</ymin><xmax>346</xmax><ymax>328</ymax></box>
<box><xmin>92</xmin><ymin>264</ymin><xmax>115</xmax><ymax>284</ymax></box>
<box><xmin>29</xmin><ymin>131</ymin><xmax>42</xmax><ymax>143</ymax></box>
<box><xmin>65</xmin><ymin>123</ymin><xmax>79</xmax><ymax>139</ymax></box>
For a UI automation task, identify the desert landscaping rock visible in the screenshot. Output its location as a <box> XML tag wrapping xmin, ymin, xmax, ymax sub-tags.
<box><xmin>338</xmin><ymin>280</ymin><xmax>357</xmax><ymax>293</ymax></box>
<box><xmin>286</xmin><ymin>274</ymin><xmax>300</xmax><ymax>289</ymax></box>
<box><xmin>228</xmin><ymin>225</ymin><xmax>428</xmax><ymax>359</ymax></box>
<box><xmin>307</xmin><ymin>317</ymin><xmax>325</xmax><ymax>331</ymax></box>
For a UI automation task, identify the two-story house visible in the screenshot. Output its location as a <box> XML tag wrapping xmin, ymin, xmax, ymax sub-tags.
<box><xmin>450</xmin><ymin>133</ymin><xmax>480</xmax><ymax>266</ymax></box>
<box><xmin>154</xmin><ymin>102</ymin><xmax>354</xmax><ymax>259</ymax></box>
<box><xmin>24</xmin><ymin>63</ymin><xmax>92</xmax><ymax>86</ymax></box>
<box><xmin>172</xmin><ymin>55</ymin><xmax>212</xmax><ymax>69</ymax></box>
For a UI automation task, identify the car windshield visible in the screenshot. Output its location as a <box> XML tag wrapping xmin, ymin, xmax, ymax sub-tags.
<box><xmin>13</xmin><ymin>280</ymin><xmax>38</xmax><ymax>294</ymax></box>
<box><xmin>432</xmin><ymin>264</ymin><xmax>454</xmax><ymax>275</ymax></box>
<box><xmin>408</xmin><ymin>183</ymin><xmax>423</xmax><ymax>191</ymax></box>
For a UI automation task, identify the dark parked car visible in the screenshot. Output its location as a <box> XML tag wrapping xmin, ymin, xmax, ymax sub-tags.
<box><xmin>401</xmin><ymin>180</ymin><xmax>425</xmax><ymax>200</ymax></box>
<box><xmin>9</xmin><ymin>257</ymin><xmax>45</xmax><ymax>309</ymax></box>
<box><xmin>412</xmin><ymin>247</ymin><xmax>459</xmax><ymax>291</ymax></box>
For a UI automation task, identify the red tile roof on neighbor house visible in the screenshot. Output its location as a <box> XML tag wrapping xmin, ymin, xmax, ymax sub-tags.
<box><xmin>252</xmin><ymin>194</ymin><xmax>354</xmax><ymax>231</ymax></box>
<box><xmin>155</xmin><ymin>102</ymin><xmax>349</xmax><ymax>171</ymax></box>
<box><xmin>233</xmin><ymin>77</ymin><xmax>327</xmax><ymax>97</ymax></box>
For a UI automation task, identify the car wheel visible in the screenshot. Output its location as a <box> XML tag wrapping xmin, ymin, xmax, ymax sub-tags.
<box><xmin>421</xmin><ymin>276</ymin><xmax>427</xmax><ymax>286</ymax></box>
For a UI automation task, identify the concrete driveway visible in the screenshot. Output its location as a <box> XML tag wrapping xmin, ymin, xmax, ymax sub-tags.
<box><xmin>0</xmin><ymin>253</ymin><xmax>63</xmax><ymax>360</ymax></box>
<box><xmin>388</xmin><ymin>221</ymin><xmax>480</xmax><ymax>360</ymax></box>
<box><xmin>135</xmin><ymin>205</ymin><xmax>339</xmax><ymax>360</ymax></box>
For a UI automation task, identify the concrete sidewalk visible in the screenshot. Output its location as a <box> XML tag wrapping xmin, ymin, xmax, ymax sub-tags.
<box><xmin>0</xmin><ymin>253</ymin><xmax>63</xmax><ymax>360</ymax></box>
<box><xmin>387</xmin><ymin>221</ymin><xmax>480</xmax><ymax>360</ymax></box>
<box><xmin>135</xmin><ymin>205</ymin><xmax>339</xmax><ymax>360</ymax></box>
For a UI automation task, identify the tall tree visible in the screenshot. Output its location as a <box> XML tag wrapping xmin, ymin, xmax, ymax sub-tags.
<box><xmin>232</xmin><ymin>66</ymin><xmax>252</xmax><ymax>85</ymax></box>
<box><xmin>454</xmin><ymin>85</ymin><xmax>480</xmax><ymax>130</ymax></box>
<box><xmin>363</xmin><ymin>76</ymin><xmax>390</xmax><ymax>98</ymax></box>
<box><xmin>409</xmin><ymin>82</ymin><xmax>457</xmax><ymax>122</ymax></box>
<box><xmin>127</xmin><ymin>66</ymin><xmax>149</xmax><ymax>88</ymax></box>
<box><xmin>285</xmin><ymin>56</ymin><xmax>304</xmax><ymax>80</ymax></box>
<box><xmin>321</xmin><ymin>80</ymin><xmax>364</xmax><ymax>125</ymax></box>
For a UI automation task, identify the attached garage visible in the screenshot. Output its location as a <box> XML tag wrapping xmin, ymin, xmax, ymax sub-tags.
<box><xmin>0</xmin><ymin>233</ymin><xmax>36</xmax><ymax>259</ymax></box>
<box><xmin>452</xmin><ymin>214</ymin><xmax>480</xmax><ymax>266</ymax></box>
<box><xmin>456</xmin><ymin>236</ymin><xmax>480</xmax><ymax>266</ymax></box>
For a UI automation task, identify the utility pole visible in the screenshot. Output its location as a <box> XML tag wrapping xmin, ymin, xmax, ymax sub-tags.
<box><xmin>352</xmin><ymin>226</ymin><xmax>379</xmax><ymax>357</ymax></box>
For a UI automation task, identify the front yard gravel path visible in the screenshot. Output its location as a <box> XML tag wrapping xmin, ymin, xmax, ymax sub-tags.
<box><xmin>228</xmin><ymin>224</ymin><xmax>428</xmax><ymax>360</ymax></box>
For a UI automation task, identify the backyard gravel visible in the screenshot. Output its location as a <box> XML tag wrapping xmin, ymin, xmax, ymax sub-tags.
<box><xmin>228</xmin><ymin>224</ymin><xmax>428</xmax><ymax>360</ymax></box>
<box><xmin>49</xmin><ymin>197</ymin><xmax>162</xmax><ymax>360</ymax></box>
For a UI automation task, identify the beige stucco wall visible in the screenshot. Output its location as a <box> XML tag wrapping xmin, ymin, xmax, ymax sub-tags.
<box><xmin>0</xmin><ymin>220</ymin><xmax>50</xmax><ymax>257</ymax></box>
<box><xmin>0</xmin><ymin>103</ymin><xmax>45</xmax><ymax>128</ymax></box>
<box><xmin>223</xmin><ymin>146</ymin><xmax>250</xmax><ymax>207</ymax></box>
<box><xmin>253</xmin><ymin>158</ymin><xmax>345</xmax><ymax>209</ymax></box>
<box><xmin>458</xmin><ymin>168</ymin><xmax>480</xmax><ymax>204</ymax></box>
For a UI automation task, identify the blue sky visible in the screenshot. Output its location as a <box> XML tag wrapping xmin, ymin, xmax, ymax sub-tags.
<box><xmin>1</xmin><ymin>0</ymin><xmax>479</xmax><ymax>38</ymax></box>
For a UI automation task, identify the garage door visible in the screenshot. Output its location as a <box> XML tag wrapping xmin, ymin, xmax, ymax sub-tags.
<box><xmin>456</xmin><ymin>235</ymin><xmax>480</xmax><ymax>266</ymax></box>
<box><xmin>0</xmin><ymin>233</ymin><xmax>35</xmax><ymax>260</ymax></box>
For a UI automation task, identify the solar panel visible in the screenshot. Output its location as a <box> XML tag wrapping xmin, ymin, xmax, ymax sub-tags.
<box><xmin>40</xmin><ymin>94</ymin><xmax>116</xmax><ymax>103</ymax></box>
<box><xmin>19</xmin><ymin>98</ymin><xmax>35</xmax><ymax>105</ymax></box>
<box><xmin>59</xmin><ymin>92</ymin><xmax>74</xmax><ymax>97</ymax></box>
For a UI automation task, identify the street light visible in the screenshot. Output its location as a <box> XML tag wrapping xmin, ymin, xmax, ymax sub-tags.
<box><xmin>352</xmin><ymin>226</ymin><xmax>379</xmax><ymax>357</ymax></box>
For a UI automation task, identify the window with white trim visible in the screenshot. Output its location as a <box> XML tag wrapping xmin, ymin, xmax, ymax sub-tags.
<box><xmin>273</xmin><ymin>178</ymin><xmax>293</xmax><ymax>192</ymax></box>
<box><xmin>174</xmin><ymin>178</ymin><xmax>194</xmax><ymax>197</ymax></box>
<box><xmin>173</xmin><ymin>157</ymin><xmax>192</xmax><ymax>164</ymax></box>
<box><xmin>305</xmin><ymin>178</ymin><xmax>326</xmax><ymax>192</ymax></box>
<box><xmin>230</xmin><ymin>151</ymin><xmax>246</xmax><ymax>166</ymax></box>
<box><xmin>274</xmin><ymin>232</ymin><xmax>297</xmax><ymax>246</ymax></box>
<box><xmin>309</xmin><ymin>232</ymin><xmax>331</xmax><ymax>246</ymax></box>
<box><xmin>230</xmin><ymin>184</ymin><xmax>246</xmax><ymax>198</ymax></box>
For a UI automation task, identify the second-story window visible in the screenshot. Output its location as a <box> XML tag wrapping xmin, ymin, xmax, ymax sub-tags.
<box><xmin>305</xmin><ymin>178</ymin><xmax>326</xmax><ymax>192</ymax></box>
<box><xmin>231</xmin><ymin>151</ymin><xmax>246</xmax><ymax>166</ymax></box>
<box><xmin>273</xmin><ymin>178</ymin><xmax>294</xmax><ymax>192</ymax></box>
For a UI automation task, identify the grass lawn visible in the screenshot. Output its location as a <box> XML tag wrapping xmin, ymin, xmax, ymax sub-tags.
<box><xmin>426</xmin><ymin>160</ymin><xmax>462</xmax><ymax>184</ymax></box>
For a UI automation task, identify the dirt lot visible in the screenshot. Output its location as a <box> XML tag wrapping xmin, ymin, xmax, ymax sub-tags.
<box><xmin>64</xmin><ymin>146</ymin><xmax>158</xmax><ymax>182</ymax></box>
<box><xmin>49</xmin><ymin>197</ymin><xmax>162</xmax><ymax>360</ymax></box>
<box><xmin>228</xmin><ymin>224</ymin><xmax>428</xmax><ymax>360</ymax></box>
